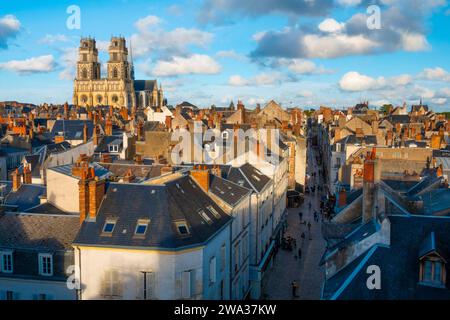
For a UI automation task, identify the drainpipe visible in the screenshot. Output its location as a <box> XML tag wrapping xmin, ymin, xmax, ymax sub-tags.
<box><xmin>77</xmin><ymin>247</ymin><xmax>82</xmax><ymax>300</ymax></box>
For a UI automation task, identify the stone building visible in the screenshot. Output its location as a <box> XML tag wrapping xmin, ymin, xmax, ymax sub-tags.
<box><xmin>72</xmin><ymin>37</ymin><xmax>164</xmax><ymax>111</ymax></box>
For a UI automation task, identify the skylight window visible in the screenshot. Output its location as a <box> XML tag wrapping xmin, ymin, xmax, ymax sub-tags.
<box><xmin>175</xmin><ymin>221</ymin><xmax>190</xmax><ymax>236</ymax></box>
<box><xmin>135</xmin><ymin>220</ymin><xmax>150</xmax><ymax>236</ymax></box>
<box><xmin>252</xmin><ymin>175</ymin><xmax>261</xmax><ymax>182</ymax></box>
<box><xmin>103</xmin><ymin>220</ymin><xmax>116</xmax><ymax>234</ymax></box>
<box><xmin>199</xmin><ymin>210</ymin><xmax>213</xmax><ymax>225</ymax></box>
<box><xmin>207</xmin><ymin>206</ymin><xmax>221</xmax><ymax>219</ymax></box>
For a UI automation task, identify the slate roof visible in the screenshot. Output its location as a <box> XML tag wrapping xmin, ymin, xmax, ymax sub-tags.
<box><xmin>94</xmin><ymin>135</ymin><xmax>123</xmax><ymax>153</ymax></box>
<box><xmin>134</xmin><ymin>80</ymin><xmax>156</xmax><ymax>92</ymax></box>
<box><xmin>4</xmin><ymin>185</ymin><xmax>46</xmax><ymax>212</ymax></box>
<box><xmin>74</xmin><ymin>175</ymin><xmax>232</xmax><ymax>250</ymax></box>
<box><xmin>50</xmin><ymin>120</ymin><xmax>94</xmax><ymax>141</ymax></box>
<box><xmin>226</xmin><ymin>163</ymin><xmax>271</xmax><ymax>193</ymax></box>
<box><xmin>0</xmin><ymin>213</ymin><xmax>80</xmax><ymax>251</ymax></box>
<box><xmin>323</xmin><ymin>215</ymin><xmax>450</xmax><ymax>300</ymax></box>
<box><xmin>209</xmin><ymin>174</ymin><xmax>251</xmax><ymax>207</ymax></box>
<box><xmin>99</xmin><ymin>163</ymin><xmax>162</xmax><ymax>180</ymax></box>
<box><xmin>25</xmin><ymin>202</ymin><xmax>72</xmax><ymax>216</ymax></box>
<box><xmin>49</xmin><ymin>163</ymin><xmax>111</xmax><ymax>180</ymax></box>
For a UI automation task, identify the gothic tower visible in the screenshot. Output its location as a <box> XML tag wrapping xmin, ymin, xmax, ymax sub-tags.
<box><xmin>77</xmin><ymin>38</ymin><xmax>101</xmax><ymax>81</ymax></box>
<box><xmin>73</xmin><ymin>36</ymin><xmax>136</xmax><ymax>110</ymax></box>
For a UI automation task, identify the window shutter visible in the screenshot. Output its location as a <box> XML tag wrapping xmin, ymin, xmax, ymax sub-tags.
<box><xmin>210</xmin><ymin>257</ymin><xmax>216</xmax><ymax>284</ymax></box>
<box><xmin>181</xmin><ymin>271</ymin><xmax>191</xmax><ymax>299</ymax></box>
<box><xmin>147</xmin><ymin>272</ymin><xmax>156</xmax><ymax>299</ymax></box>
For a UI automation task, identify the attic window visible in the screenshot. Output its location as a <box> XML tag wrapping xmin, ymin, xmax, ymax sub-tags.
<box><xmin>135</xmin><ymin>220</ymin><xmax>150</xmax><ymax>236</ymax></box>
<box><xmin>252</xmin><ymin>175</ymin><xmax>261</xmax><ymax>182</ymax></box>
<box><xmin>207</xmin><ymin>205</ymin><xmax>221</xmax><ymax>219</ymax></box>
<box><xmin>199</xmin><ymin>210</ymin><xmax>213</xmax><ymax>225</ymax></box>
<box><xmin>103</xmin><ymin>220</ymin><xmax>116</xmax><ymax>234</ymax></box>
<box><xmin>420</xmin><ymin>255</ymin><xmax>446</xmax><ymax>287</ymax></box>
<box><xmin>175</xmin><ymin>221</ymin><xmax>190</xmax><ymax>236</ymax></box>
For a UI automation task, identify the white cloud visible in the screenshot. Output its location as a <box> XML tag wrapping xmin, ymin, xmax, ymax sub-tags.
<box><xmin>302</xmin><ymin>34</ymin><xmax>378</xmax><ymax>59</ymax></box>
<box><xmin>432</xmin><ymin>98</ymin><xmax>447</xmax><ymax>105</ymax></box>
<box><xmin>318</xmin><ymin>18</ymin><xmax>345</xmax><ymax>33</ymax></box>
<box><xmin>228</xmin><ymin>72</ymin><xmax>284</xmax><ymax>86</ymax></box>
<box><xmin>131</xmin><ymin>15</ymin><xmax>213</xmax><ymax>57</ymax></box>
<box><xmin>339</xmin><ymin>71</ymin><xmax>412</xmax><ymax>92</ymax></box>
<box><xmin>148</xmin><ymin>54</ymin><xmax>221</xmax><ymax>77</ymax></box>
<box><xmin>58</xmin><ymin>47</ymin><xmax>78</xmax><ymax>80</ymax></box>
<box><xmin>216</xmin><ymin>50</ymin><xmax>243</xmax><ymax>60</ymax></box>
<box><xmin>0</xmin><ymin>14</ymin><xmax>21</xmax><ymax>49</ymax></box>
<box><xmin>229</xmin><ymin>75</ymin><xmax>249</xmax><ymax>86</ymax></box>
<box><xmin>419</xmin><ymin>67</ymin><xmax>450</xmax><ymax>82</ymax></box>
<box><xmin>39</xmin><ymin>34</ymin><xmax>70</xmax><ymax>44</ymax></box>
<box><xmin>400</xmin><ymin>32</ymin><xmax>430</xmax><ymax>52</ymax></box>
<box><xmin>276</xmin><ymin>58</ymin><xmax>332</xmax><ymax>75</ymax></box>
<box><xmin>0</xmin><ymin>55</ymin><xmax>56</xmax><ymax>74</ymax></box>
<box><xmin>337</xmin><ymin>0</ymin><xmax>362</xmax><ymax>6</ymax></box>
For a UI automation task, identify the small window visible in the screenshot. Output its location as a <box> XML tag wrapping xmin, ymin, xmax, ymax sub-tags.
<box><xmin>103</xmin><ymin>220</ymin><xmax>116</xmax><ymax>234</ymax></box>
<box><xmin>1</xmin><ymin>251</ymin><xmax>13</xmax><ymax>273</ymax></box>
<box><xmin>175</xmin><ymin>221</ymin><xmax>190</xmax><ymax>236</ymax></box>
<box><xmin>135</xmin><ymin>220</ymin><xmax>150</xmax><ymax>236</ymax></box>
<box><xmin>420</xmin><ymin>256</ymin><xmax>446</xmax><ymax>286</ymax></box>
<box><xmin>39</xmin><ymin>253</ymin><xmax>53</xmax><ymax>276</ymax></box>
<box><xmin>199</xmin><ymin>210</ymin><xmax>212</xmax><ymax>225</ymax></box>
<box><xmin>207</xmin><ymin>205</ymin><xmax>221</xmax><ymax>219</ymax></box>
<box><xmin>6</xmin><ymin>291</ymin><xmax>14</xmax><ymax>300</ymax></box>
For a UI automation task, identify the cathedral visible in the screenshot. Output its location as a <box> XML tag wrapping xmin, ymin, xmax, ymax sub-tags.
<box><xmin>72</xmin><ymin>37</ymin><xmax>164</xmax><ymax>111</ymax></box>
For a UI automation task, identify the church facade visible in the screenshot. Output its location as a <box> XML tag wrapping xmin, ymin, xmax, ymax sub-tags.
<box><xmin>72</xmin><ymin>37</ymin><xmax>164</xmax><ymax>110</ymax></box>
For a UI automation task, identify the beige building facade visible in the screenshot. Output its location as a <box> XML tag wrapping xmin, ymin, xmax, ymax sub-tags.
<box><xmin>73</xmin><ymin>37</ymin><xmax>136</xmax><ymax>110</ymax></box>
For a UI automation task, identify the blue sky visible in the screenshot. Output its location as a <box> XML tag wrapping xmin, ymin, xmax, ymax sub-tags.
<box><xmin>1</xmin><ymin>0</ymin><xmax>450</xmax><ymax>111</ymax></box>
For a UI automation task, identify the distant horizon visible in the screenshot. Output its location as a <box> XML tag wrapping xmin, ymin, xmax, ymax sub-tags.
<box><xmin>1</xmin><ymin>1</ymin><xmax>450</xmax><ymax>112</ymax></box>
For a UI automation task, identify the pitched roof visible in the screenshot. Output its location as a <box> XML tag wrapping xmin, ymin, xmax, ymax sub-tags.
<box><xmin>0</xmin><ymin>213</ymin><xmax>80</xmax><ymax>251</ymax></box>
<box><xmin>74</xmin><ymin>175</ymin><xmax>232</xmax><ymax>250</ymax></box>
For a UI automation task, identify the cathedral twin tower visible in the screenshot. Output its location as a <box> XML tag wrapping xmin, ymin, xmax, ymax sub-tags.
<box><xmin>73</xmin><ymin>37</ymin><xmax>164</xmax><ymax>111</ymax></box>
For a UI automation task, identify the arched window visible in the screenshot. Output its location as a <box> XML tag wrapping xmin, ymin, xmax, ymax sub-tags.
<box><xmin>113</xmin><ymin>68</ymin><xmax>118</xmax><ymax>79</ymax></box>
<box><xmin>97</xmin><ymin>95</ymin><xmax>103</xmax><ymax>105</ymax></box>
<box><xmin>82</xmin><ymin>68</ymin><xmax>88</xmax><ymax>79</ymax></box>
<box><xmin>112</xmin><ymin>95</ymin><xmax>119</xmax><ymax>103</ymax></box>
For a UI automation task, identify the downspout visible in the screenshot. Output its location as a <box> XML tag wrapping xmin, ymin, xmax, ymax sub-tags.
<box><xmin>77</xmin><ymin>247</ymin><xmax>82</xmax><ymax>300</ymax></box>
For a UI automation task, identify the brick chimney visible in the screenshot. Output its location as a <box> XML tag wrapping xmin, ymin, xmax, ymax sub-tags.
<box><xmin>135</xmin><ymin>154</ymin><xmax>143</xmax><ymax>165</ymax></box>
<box><xmin>211</xmin><ymin>165</ymin><xmax>222</xmax><ymax>177</ymax></box>
<box><xmin>137</xmin><ymin>121</ymin><xmax>144</xmax><ymax>141</ymax></box>
<box><xmin>78</xmin><ymin>164</ymin><xmax>105</xmax><ymax>224</ymax></box>
<box><xmin>362</xmin><ymin>148</ymin><xmax>380</xmax><ymax>224</ymax></box>
<box><xmin>123</xmin><ymin>169</ymin><xmax>135</xmax><ymax>183</ymax></box>
<box><xmin>191</xmin><ymin>165</ymin><xmax>210</xmax><ymax>193</ymax></box>
<box><xmin>100</xmin><ymin>153</ymin><xmax>112</xmax><ymax>163</ymax></box>
<box><xmin>92</xmin><ymin>125</ymin><xmax>99</xmax><ymax>146</ymax></box>
<box><xmin>23</xmin><ymin>164</ymin><xmax>32</xmax><ymax>184</ymax></box>
<box><xmin>105</xmin><ymin>117</ymin><xmax>113</xmax><ymax>136</ymax></box>
<box><xmin>83</xmin><ymin>123</ymin><xmax>88</xmax><ymax>143</ymax></box>
<box><xmin>338</xmin><ymin>188</ymin><xmax>347</xmax><ymax>208</ymax></box>
<box><xmin>165</xmin><ymin>116</ymin><xmax>173</xmax><ymax>130</ymax></box>
<box><xmin>12</xmin><ymin>169</ymin><xmax>21</xmax><ymax>192</ymax></box>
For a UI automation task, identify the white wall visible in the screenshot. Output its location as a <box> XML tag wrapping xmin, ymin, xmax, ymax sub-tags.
<box><xmin>0</xmin><ymin>277</ymin><xmax>76</xmax><ymax>300</ymax></box>
<box><xmin>46</xmin><ymin>169</ymin><xmax>80</xmax><ymax>213</ymax></box>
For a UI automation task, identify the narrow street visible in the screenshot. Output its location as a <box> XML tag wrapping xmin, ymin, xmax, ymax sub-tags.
<box><xmin>263</xmin><ymin>138</ymin><xmax>326</xmax><ymax>300</ymax></box>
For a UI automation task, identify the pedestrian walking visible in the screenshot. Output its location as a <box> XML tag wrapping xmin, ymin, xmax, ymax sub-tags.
<box><xmin>307</xmin><ymin>222</ymin><xmax>311</xmax><ymax>231</ymax></box>
<box><xmin>291</xmin><ymin>281</ymin><xmax>299</xmax><ymax>298</ymax></box>
<box><xmin>298</xmin><ymin>248</ymin><xmax>302</xmax><ymax>260</ymax></box>
<box><xmin>298</xmin><ymin>211</ymin><xmax>303</xmax><ymax>222</ymax></box>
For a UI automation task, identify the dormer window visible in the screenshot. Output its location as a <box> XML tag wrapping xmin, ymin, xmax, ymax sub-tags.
<box><xmin>109</xmin><ymin>145</ymin><xmax>119</xmax><ymax>153</ymax></box>
<box><xmin>418</xmin><ymin>232</ymin><xmax>447</xmax><ymax>288</ymax></box>
<box><xmin>420</xmin><ymin>256</ymin><xmax>446</xmax><ymax>287</ymax></box>
<box><xmin>103</xmin><ymin>220</ymin><xmax>116</xmax><ymax>234</ymax></box>
<box><xmin>175</xmin><ymin>221</ymin><xmax>190</xmax><ymax>236</ymax></box>
<box><xmin>135</xmin><ymin>220</ymin><xmax>150</xmax><ymax>236</ymax></box>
